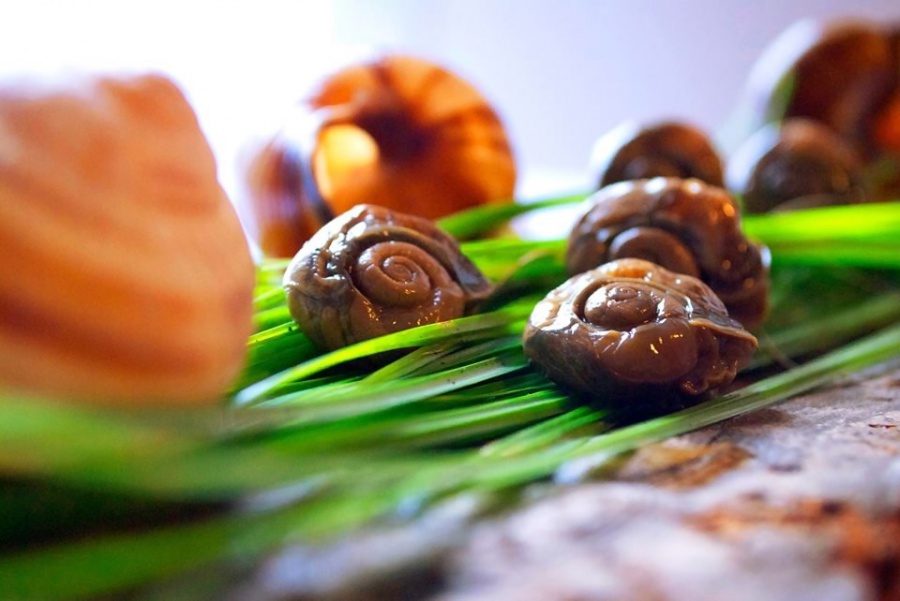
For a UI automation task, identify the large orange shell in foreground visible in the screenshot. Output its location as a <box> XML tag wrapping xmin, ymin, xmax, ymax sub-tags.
<box><xmin>0</xmin><ymin>73</ymin><xmax>255</xmax><ymax>407</ymax></box>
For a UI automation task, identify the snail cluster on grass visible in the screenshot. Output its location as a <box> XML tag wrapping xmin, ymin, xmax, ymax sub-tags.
<box><xmin>0</xmin><ymin>74</ymin><xmax>256</xmax><ymax>407</ymax></box>
<box><xmin>566</xmin><ymin>177</ymin><xmax>770</xmax><ymax>328</ymax></box>
<box><xmin>523</xmin><ymin>177</ymin><xmax>765</xmax><ymax>411</ymax></box>
<box><xmin>244</xmin><ymin>55</ymin><xmax>517</xmax><ymax>258</ymax></box>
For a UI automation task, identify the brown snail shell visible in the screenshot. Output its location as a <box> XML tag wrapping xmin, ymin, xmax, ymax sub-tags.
<box><xmin>523</xmin><ymin>258</ymin><xmax>758</xmax><ymax>409</ymax></box>
<box><xmin>0</xmin><ymin>73</ymin><xmax>256</xmax><ymax>406</ymax></box>
<box><xmin>244</xmin><ymin>55</ymin><xmax>517</xmax><ymax>258</ymax></box>
<box><xmin>727</xmin><ymin>118</ymin><xmax>868</xmax><ymax>213</ymax></box>
<box><xmin>746</xmin><ymin>18</ymin><xmax>896</xmax><ymax>155</ymax></box>
<box><xmin>566</xmin><ymin>178</ymin><xmax>770</xmax><ymax>329</ymax></box>
<box><xmin>283</xmin><ymin>204</ymin><xmax>492</xmax><ymax>351</ymax></box>
<box><xmin>591</xmin><ymin>121</ymin><xmax>724</xmax><ymax>188</ymax></box>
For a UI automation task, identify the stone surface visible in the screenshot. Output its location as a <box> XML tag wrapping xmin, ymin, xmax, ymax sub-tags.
<box><xmin>241</xmin><ymin>364</ymin><xmax>900</xmax><ymax>601</ymax></box>
<box><xmin>438</xmin><ymin>366</ymin><xmax>900</xmax><ymax>601</ymax></box>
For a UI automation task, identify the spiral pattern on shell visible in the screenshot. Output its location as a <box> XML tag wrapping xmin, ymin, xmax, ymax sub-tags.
<box><xmin>566</xmin><ymin>177</ymin><xmax>770</xmax><ymax>329</ymax></box>
<box><xmin>283</xmin><ymin>204</ymin><xmax>493</xmax><ymax>351</ymax></box>
<box><xmin>591</xmin><ymin>121</ymin><xmax>724</xmax><ymax>189</ymax></box>
<box><xmin>0</xmin><ymin>74</ymin><xmax>256</xmax><ymax>406</ymax></box>
<box><xmin>244</xmin><ymin>54</ymin><xmax>517</xmax><ymax>258</ymax></box>
<box><xmin>523</xmin><ymin>259</ymin><xmax>758</xmax><ymax>408</ymax></box>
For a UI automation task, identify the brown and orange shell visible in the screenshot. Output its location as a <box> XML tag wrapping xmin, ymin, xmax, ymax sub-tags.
<box><xmin>243</xmin><ymin>55</ymin><xmax>517</xmax><ymax>258</ymax></box>
<box><xmin>0</xmin><ymin>73</ymin><xmax>255</xmax><ymax>407</ymax></box>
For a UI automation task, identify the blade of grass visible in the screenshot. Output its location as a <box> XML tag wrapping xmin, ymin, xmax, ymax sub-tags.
<box><xmin>751</xmin><ymin>290</ymin><xmax>900</xmax><ymax>369</ymax></box>
<box><xmin>744</xmin><ymin>201</ymin><xmax>900</xmax><ymax>244</ymax></box>
<box><xmin>437</xmin><ymin>192</ymin><xmax>589</xmax><ymax>239</ymax></box>
<box><xmin>234</xmin><ymin>309</ymin><xmax>529</xmax><ymax>405</ymax></box>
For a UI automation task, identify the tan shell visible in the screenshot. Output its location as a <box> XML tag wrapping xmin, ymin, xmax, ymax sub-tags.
<box><xmin>244</xmin><ymin>55</ymin><xmax>517</xmax><ymax>258</ymax></box>
<box><xmin>0</xmin><ymin>73</ymin><xmax>255</xmax><ymax>406</ymax></box>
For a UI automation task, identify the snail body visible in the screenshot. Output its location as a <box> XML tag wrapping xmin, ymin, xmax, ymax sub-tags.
<box><xmin>591</xmin><ymin>121</ymin><xmax>725</xmax><ymax>189</ymax></box>
<box><xmin>283</xmin><ymin>204</ymin><xmax>492</xmax><ymax>351</ymax></box>
<box><xmin>0</xmin><ymin>73</ymin><xmax>255</xmax><ymax>406</ymax></box>
<box><xmin>566</xmin><ymin>177</ymin><xmax>770</xmax><ymax>329</ymax></box>
<box><xmin>727</xmin><ymin>118</ymin><xmax>867</xmax><ymax>213</ymax></box>
<box><xmin>245</xmin><ymin>55</ymin><xmax>517</xmax><ymax>258</ymax></box>
<box><xmin>523</xmin><ymin>259</ymin><xmax>758</xmax><ymax>410</ymax></box>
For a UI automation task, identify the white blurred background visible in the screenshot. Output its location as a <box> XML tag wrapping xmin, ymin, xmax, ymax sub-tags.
<box><xmin>1</xmin><ymin>0</ymin><xmax>898</xmax><ymax>202</ymax></box>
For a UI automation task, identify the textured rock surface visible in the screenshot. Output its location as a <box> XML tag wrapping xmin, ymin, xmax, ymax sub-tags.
<box><xmin>241</xmin><ymin>364</ymin><xmax>900</xmax><ymax>601</ymax></box>
<box><xmin>440</xmin><ymin>365</ymin><xmax>900</xmax><ymax>601</ymax></box>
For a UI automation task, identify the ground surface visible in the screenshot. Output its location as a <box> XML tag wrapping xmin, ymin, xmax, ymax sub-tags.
<box><xmin>234</xmin><ymin>362</ymin><xmax>900</xmax><ymax>601</ymax></box>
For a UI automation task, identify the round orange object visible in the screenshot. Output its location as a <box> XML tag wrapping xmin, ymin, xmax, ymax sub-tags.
<box><xmin>244</xmin><ymin>55</ymin><xmax>517</xmax><ymax>258</ymax></box>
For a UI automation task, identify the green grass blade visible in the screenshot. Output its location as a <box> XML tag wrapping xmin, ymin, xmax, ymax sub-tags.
<box><xmin>437</xmin><ymin>192</ymin><xmax>589</xmax><ymax>239</ymax></box>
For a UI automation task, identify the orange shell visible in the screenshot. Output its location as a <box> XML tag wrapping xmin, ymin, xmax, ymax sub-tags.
<box><xmin>244</xmin><ymin>55</ymin><xmax>517</xmax><ymax>258</ymax></box>
<box><xmin>0</xmin><ymin>73</ymin><xmax>255</xmax><ymax>407</ymax></box>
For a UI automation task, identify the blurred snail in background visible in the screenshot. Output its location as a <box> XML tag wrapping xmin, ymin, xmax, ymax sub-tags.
<box><xmin>244</xmin><ymin>55</ymin><xmax>517</xmax><ymax>258</ymax></box>
<box><xmin>746</xmin><ymin>18</ymin><xmax>897</xmax><ymax>154</ymax></box>
<box><xmin>523</xmin><ymin>259</ymin><xmax>758</xmax><ymax>412</ymax></box>
<box><xmin>590</xmin><ymin>121</ymin><xmax>725</xmax><ymax>189</ymax></box>
<box><xmin>727</xmin><ymin>118</ymin><xmax>868</xmax><ymax>213</ymax></box>
<box><xmin>566</xmin><ymin>178</ymin><xmax>770</xmax><ymax>329</ymax></box>
<box><xmin>283</xmin><ymin>204</ymin><xmax>492</xmax><ymax>352</ymax></box>
<box><xmin>743</xmin><ymin>17</ymin><xmax>900</xmax><ymax>198</ymax></box>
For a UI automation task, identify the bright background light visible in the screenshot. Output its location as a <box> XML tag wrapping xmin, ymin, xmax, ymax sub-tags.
<box><xmin>1</xmin><ymin>0</ymin><xmax>898</xmax><ymax>205</ymax></box>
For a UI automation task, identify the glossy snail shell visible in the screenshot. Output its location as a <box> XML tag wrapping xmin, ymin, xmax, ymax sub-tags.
<box><xmin>566</xmin><ymin>177</ymin><xmax>770</xmax><ymax>329</ymax></box>
<box><xmin>591</xmin><ymin>121</ymin><xmax>724</xmax><ymax>188</ymax></box>
<box><xmin>283</xmin><ymin>204</ymin><xmax>492</xmax><ymax>351</ymax></box>
<box><xmin>245</xmin><ymin>55</ymin><xmax>517</xmax><ymax>258</ymax></box>
<box><xmin>523</xmin><ymin>258</ymin><xmax>758</xmax><ymax>409</ymax></box>
<box><xmin>0</xmin><ymin>74</ymin><xmax>256</xmax><ymax>406</ymax></box>
<box><xmin>727</xmin><ymin>118</ymin><xmax>867</xmax><ymax>213</ymax></box>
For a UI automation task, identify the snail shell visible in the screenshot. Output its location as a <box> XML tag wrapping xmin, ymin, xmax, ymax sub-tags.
<box><xmin>245</xmin><ymin>55</ymin><xmax>517</xmax><ymax>258</ymax></box>
<box><xmin>727</xmin><ymin>118</ymin><xmax>867</xmax><ymax>213</ymax></box>
<box><xmin>283</xmin><ymin>204</ymin><xmax>492</xmax><ymax>351</ymax></box>
<box><xmin>523</xmin><ymin>258</ymin><xmax>758</xmax><ymax>408</ymax></box>
<box><xmin>0</xmin><ymin>74</ymin><xmax>255</xmax><ymax>406</ymax></box>
<box><xmin>746</xmin><ymin>18</ymin><xmax>896</xmax><ymax>155</ymax></box>
<box><xmin>566</xmin><ymin>178</ymin><xmax>770</xmax><ymax>329</ymax></box>
<box><xmin>591</xmin><ymin>121</ymin><xmax>724</xmax><ymax>188</ymax></box>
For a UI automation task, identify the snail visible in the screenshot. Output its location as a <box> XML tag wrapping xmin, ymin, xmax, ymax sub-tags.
<box><xmin>523</xmin><ymin>259</ymin><xmax>758</xmax><ymax>410</ymax></box>
<box><xmin>566</xmin><ymin>177</ymin><xmax>770</xmax><ymax>329</ymax></box>
<box><xmin>745</xmin><ymin>18</ymin><xmax>896</xmax><ymax>156</ymax></box>
<box><xmin>727</xmin><ymin>118</ymin><xmax>868</xmax><ymax>213</ymax></box>
<box><xmin>244</xmin><ymin>55</ymin><xmax>517</xmax><ymax>258</ymax></box>
<box><xmin>283</xmin><ymin>204</ymin><xmax>492</xmax><ymax>351</ymax></box>
<box><xmin>590</xmin><ymin>121</ymin><xmax>725</xmax><ymax>189</ymax></box>
<box><xmin>0</xmin><ymin>73</ymin><xmax>255</xmax><ymax>406</ymax></box>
